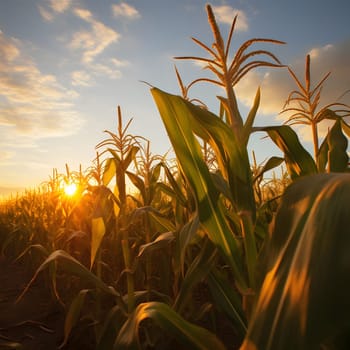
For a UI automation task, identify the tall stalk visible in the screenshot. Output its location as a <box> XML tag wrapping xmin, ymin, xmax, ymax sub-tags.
<box><xmin>170</xmin><ymin>4</ymin><xmax>285</xmax><ymax>316</ymax></box>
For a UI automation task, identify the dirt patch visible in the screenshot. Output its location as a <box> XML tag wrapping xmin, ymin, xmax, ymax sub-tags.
<box><xmin>0</xmin><ymin>257</ymin><xmax>65</xmax><ymax>349</ymax></box>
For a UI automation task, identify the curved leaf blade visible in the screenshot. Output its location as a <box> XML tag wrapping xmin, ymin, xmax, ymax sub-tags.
<box><xmin>115</xmin><ymin>301</ymin><xmax>226</xmax><ymax>350</ymax></box>
<box><xmin>255</xmin><ymin>125</ymin><xmax>317</xmax><ymax>179</ymax></box>
<box><xmin>242</xmin><ymin>173</ymin><xmax>350</xmax><ymax>349</ymax></box>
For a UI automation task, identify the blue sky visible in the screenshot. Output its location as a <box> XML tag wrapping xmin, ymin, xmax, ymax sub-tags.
<box><xmin>0</xmin><ymin>0</ymin><xmax>349</xmax><ymax>195</ymax></box>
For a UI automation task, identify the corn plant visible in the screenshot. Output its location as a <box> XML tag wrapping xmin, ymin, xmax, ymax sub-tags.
<box><xmin>152</xmin><ymin>3</ymin><xmax>285</xmax><ymax>319</ymax></box>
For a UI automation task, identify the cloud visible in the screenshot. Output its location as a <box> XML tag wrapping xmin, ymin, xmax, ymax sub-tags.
<box><xmin>70</xmin><ymin>7</ymin><xmax>120</xmax><ymax>64</ymax></box>
<box><xmin>112</xmin><ymin>3</ymin><xmax>140</xmax><ymax>19</ymax></box>
<box><xmin>37</xmin><ymin>3</ymin><xmax>128</xmax><ymax>84</ymax></box>
<box><xmin>234</xmin><ymin>40</ymin><xmax>350</xmax><ymax>140</ymax></box>
<box><xmin>50</xmin><ymin>0</ymin><xmax>71</xmax><ymax>13</ymax></box>
<box><xmin>212</xmin><ymin>5</ymin><xmax>248</xmax><ymax>31</ymax></box>
<box><xmin>89</xmin><ymin>62</ymin><xmax>123</xmax><ymax>79</ymax></box>
<box><xmin>0</xmin><ymin>31</ymin><xmax>83</xmax><ymax>141</ymax></box>
<box><xmin>73</xmin><ymin>7</ymin><xmax>93</xmax><ymax>21</ymax></box>
<box><xmin>38</xmin><ymin>5</ymin><xmax>54</xmax><ymax>21</ymax></box>
<box><xmin>38</xmin><ymin>0</ymin><xmax>71</xmax><ymax>21</ymax></box>
<box><xmin>111</xmin><ymin>58</ymin><xmax>129</xmax><ymax>67</ymax></box>
<box><xmin>71</xmin><ymin>70</ymin><xmax>93</xmax><ymax>86</ymax></box>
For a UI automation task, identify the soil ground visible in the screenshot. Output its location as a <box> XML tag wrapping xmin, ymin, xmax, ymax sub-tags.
<box><xmin>0</xmin><ymin>257</ymin><xmax>65</xmax><ymax>349</ymax></box>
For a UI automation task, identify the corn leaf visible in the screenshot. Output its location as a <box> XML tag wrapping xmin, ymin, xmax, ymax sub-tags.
<box><xmin>126</xmin><ymin>171</ymin><xmax>146</xmax><ymax>199</ymax></box>
<box><xmin>180</xmin><ymin>93</ymin><xmax>255</xmax><ymax>215</ymax></box>
<box><xmin>317</xmin><ymin>136</ymin><xmax>329</xmax><ymax>172</ymax></box>
<box><xmin>160</xmin><ymin>162</ymin><xmax>187</xmax><ymax>206</ymax></box>
<box><xmin>177</xmin><ymin>215</ymin><xmax>200</xmax><ymax>276</ymax></box>
<box><xmin>341</xmin><ymin>119</ymin><xmax>350</xmax><ymax>138</ymax></box>
<box><xmin>16</xmin><ymin>250</ymin><xmax>118</xmax><ymax>303</ymax></box>
<box><xmin>138</xmin><ymin>231</ymin><xmax>175</xmax><ymax>258</ymax></box>
<box><xmin>255</xmin><ymin>125</ymin><xmax>317</xmax><ymax>179</ymax></box>
<box><xmin>148</xmin><ymin>210</ymin><xmax>176</xmax><ymax>232</ymax></box>
<box><xmin>124</xmin><ymin>146</ymin><xmax>139</xmax><ymax>169</ymax></box>
<box><xmin>253</xmin><ymin>156</ymin><xmax>284</xmax><ymax>182</ymax></box>
<box><xmin>208</xmin><ymin>268</ymin><xmax>247</xmax><ymax>338</ymax></box>
<box><xmin>96</xmin><ymin>305</ymin><xmax>126</xmax><ymax>350</ymax></box>
<box><xmin>103</xmin><ymin>157</ymin><xmax>117</xmax><ymax>186</ymax></box>
<box><xmin>115</xmin><ymin>301</ymin><xmax>226</xmax><ymax>350</ymax></box>
<box><xmin>174</xmin><ymin>237</ymin><xmax>217</xmax><ymax>313</ymax></box>
<box><xmin>151</xmin><ymin>87</ymin><xmax>247</xmax><ymax>291</ymax></box>
<box><xmin>91</xmin><ymin>216</ymin><xmax>106</xmax><ymax>269</ymax></box>
<box><xmin>60</xmin><ymin>289</ymin><xmax>91</xmax><ymax>348</ymax></box>
<box><xmin>327</xmin><ymin>119</ymin><xmax>348</xmax><ymax>172</ymax></box>
<box><xmin>241</xmin><ymin>173</ymin><xmax>350</xmax><ymax>350</ymax></box>
<box><xmin>243</xmin><ymin>88</ymin><xmax>261</xmax><ymax>146</ymax></box>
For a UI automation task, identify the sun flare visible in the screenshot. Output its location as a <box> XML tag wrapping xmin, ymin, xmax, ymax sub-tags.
<box><xmin>64</xmin><ymin>183</ymin><xmax>77</xmax><ymax>196</ymax></box>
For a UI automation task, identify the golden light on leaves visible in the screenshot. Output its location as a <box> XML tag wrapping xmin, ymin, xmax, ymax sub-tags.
<box><xmin>64</xmin><ymin>182</ymin><xmax>77</xmax><ymax>196</ymax></box>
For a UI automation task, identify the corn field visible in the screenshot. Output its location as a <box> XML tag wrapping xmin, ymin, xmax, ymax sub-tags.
<box><xmin>0</xmin><ymin>5</ymin><xmax>349</xmax><ymax>350</ymax></box>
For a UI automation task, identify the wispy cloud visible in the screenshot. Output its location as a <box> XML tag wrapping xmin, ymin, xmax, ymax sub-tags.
<box><xmin>71</xmin><ymin>70</ymin><xmax>93</xmax><ymax>87</ymax></box>
<box><xmin>38</xmin><ymin>0</ymin><xmax>71</xmax><ymax>21</ymax></box>
<box><xmin>38</xmin><ymin>5</ymin><xmax>54</xmax><ymax>21</ymax></box>
<box><xmin>112</xmin><ymin>3</ymin><xmax>140</xmax><ymax>19</ymax></box>
<box><xmin>50</xmin><ymin>0</ymin><xmax>71</xmax><ymax>13</ymax></box>
<box><xmin>37</xmin><ymin>3</ymin><xmax>129</xmax><ymax>85</ymax></box>
<box><xmin>212</xmin><ymin>5</ymin><xmax>248</xmax><ymax>31</ymax></box>
<box><xmin>73</xmin><ymin>7</ymin><xmax>93</xmax><ymax>21</ymax></box>
<box><xmin>235</xmin><ymin>40</ymin><xmax>350</xmax><ymax>140</ymax></box>
<box><xmin>70</xmin><ymin>7</ymin><xmax>120</xmax><ymax>64</ymax></box>
<box><xmin>0</xmin><ymin>31</ymin><xmax>83</xmax><ymax>143</ymax></box>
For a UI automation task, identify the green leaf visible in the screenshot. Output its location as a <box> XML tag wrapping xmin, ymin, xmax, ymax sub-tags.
<box><xmin>242</xmin><ymin>173</ymin><xmax>350</xmax><ymax>349</ymax></box>
<box><xmin>253</xmin><ymin>156</ymin><xmax>284</xmax><ymax>182</ymax></box>
<box><xmin>102</xmin><ymin>158</ymin><xmax>116</xmax><ymax>186</ymax></box>
<box><xmin>16</xmin><ymin>250</ymin><xmax>118</xmax><ymax>303</ymax></box>
<box><xmin>327</xmin><ymin>119</ymin><xmax>348</xmax><ymax>172</ymax></box>
<box><xmin>148</xmin><ymin>209</ymin><xmax>176</xmax><ymax>232</ymax></box>
<box><xmin>96</xmin><ymin>305</ymin><xmax>126</xmax><ymax>350</ymax></box>
<box><xmin>181</xmin><ymin>94</ymin><xmax>255</xmax><ymax>215</ymax></box>
<box><xmin>124</xmin><ymin>146</ymin><xmax>140</xmax><ymax>169</ymax></box>
<box><xmin>317</xmin><ymin>136</ymin><xmax>329</xmax><ymax>172</ymax></box>
<box><xmin>60</xmin><ymin>289</ymin><xmax>91</xmax><ymax>348</ymax></box>
<box><xmin>341</xmin><ymin>119</ymin><xmax>350</xmax><ymax>138</ymax></box>
<box><xmin>208</xmin><ymin>268</ymin><xmax>247</xmax><ymax>338</ymax></box>
<box><xmin>176</xmin><ymin>215</ymin><xmax>200</xmax><ymax>277</ymax></box>
<box><xmin>243</xmin><ymin>88</ymin><xmax>260</xmax><ymax>146</ymax></box>
<box><xmin>115</xmin><ymin>301</ymin><xmax>226</xmax><ymax>350</ymax></box>
<box><xmin>126</xmin><ymin>171</ymin><xmax>146</xmax><ymax>199</ymax></box>
<box><xmin>255</xmin><ymin>125</ymin><xmax>317</xmax><ymax>179</ymax></box>
<box><xmin>138</xmin><ymin>231</ymin><xmax>175</xmax><ymax>259</ymax></box>
<box><xmin>152</xmin><ymin>87</ymin><xmax>247</xmax><ymax>291</ymax></box>
<box><xmin>161</xmin><ymin>162</ymin><xmax>187</xmax><ymax>206</ymax></box>
<box><xmin>174</xmin><ymin>237</ymin><xmax>217</xmax><ymax>313</ymax></box>
<box><xmin>14</xmin><ymin>244</ymin><xmax>49</xmax><ymax>263</ymax></box>
<box><xmin>91</xmin><ymin>217</ymin><xmax>106</xmax><ymax>269</ymax></box>
<box><xmin>150</xmin><ymin>162</ymin><xmax>162</xmax><ymax>184</ymax></box>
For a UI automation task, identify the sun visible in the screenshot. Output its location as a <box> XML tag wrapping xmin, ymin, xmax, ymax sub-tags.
<box><xmin>64</xmin><ymin>182</ymin><xmax>78</xmax><ymax>196</ymax></box>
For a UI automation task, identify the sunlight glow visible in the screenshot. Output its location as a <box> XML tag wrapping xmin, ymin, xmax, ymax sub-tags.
<box><xmin>64</xmin><ymin>183</ymin><xmax>77</xmax><ymax>196</ymax></box>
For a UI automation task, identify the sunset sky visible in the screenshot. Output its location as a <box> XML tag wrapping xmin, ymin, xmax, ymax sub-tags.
<box><xmin>0</xmin><ymin>0</ymin><xmax>349</xmax><ymax>196</ymax></box>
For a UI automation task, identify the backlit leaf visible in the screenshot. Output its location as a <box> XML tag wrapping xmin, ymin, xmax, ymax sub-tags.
<box><xmin>91</xmin><ymin>216</ymin><xmax>106</xmax><ymax>269</ymax></box>
<box><xmin>241</xmin><ymin>173</ymin><xmax>350</xmax><ymax>349</ymax></box>
<box><xmin>115</xmin><ymin>301</ymin><xmax>226</xmax><ymax>350</ymax></box>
